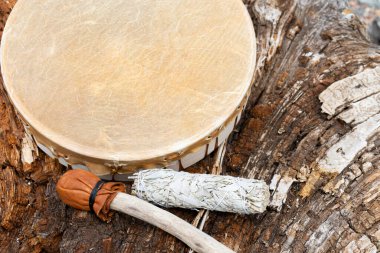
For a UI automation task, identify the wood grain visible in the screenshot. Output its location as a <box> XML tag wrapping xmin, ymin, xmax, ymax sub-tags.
<box><xmin>0</xmin><ymin>0</ymin><xmax>379</xmax><ymax>252</ymax></box>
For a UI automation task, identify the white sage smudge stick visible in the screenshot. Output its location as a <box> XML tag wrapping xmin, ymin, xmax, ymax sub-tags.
<box><xmin>130</xmin><ymin>169</ymin><xmax>270</xmax><ymax>214</ymax></box>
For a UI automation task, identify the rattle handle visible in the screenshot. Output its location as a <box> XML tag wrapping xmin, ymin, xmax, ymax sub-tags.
<box><xmin>110</xmin><ymin>193</ymin><xmax>235</xmax><ymax>253</ymax></box>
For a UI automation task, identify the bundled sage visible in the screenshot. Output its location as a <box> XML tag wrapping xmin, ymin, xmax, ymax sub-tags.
<box><xmin>130</xmin><ymin>169</ymin><xmax>270</xmax><ymax>214</ymax></box>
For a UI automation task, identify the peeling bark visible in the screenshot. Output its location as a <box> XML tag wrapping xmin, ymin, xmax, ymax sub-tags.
<box><xmin>0</xmin><ymin>0</ymin><xmax>380</xmax><ymax>252</ymax></box>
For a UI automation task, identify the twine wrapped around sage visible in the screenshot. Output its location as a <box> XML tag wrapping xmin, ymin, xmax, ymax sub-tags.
<box><xmin>130</xmin><ymin>169</ymin><xmax>270</xmax><ymax>214</ymax></box>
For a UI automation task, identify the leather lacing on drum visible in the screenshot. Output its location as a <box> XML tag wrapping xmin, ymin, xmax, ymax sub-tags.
<box><xmin>23</xmin><ymin>88</ymin><xmax>252</xmax><ymax>175</ymax></box>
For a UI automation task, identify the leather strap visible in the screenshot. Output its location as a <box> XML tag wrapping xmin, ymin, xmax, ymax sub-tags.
<box><xmin>89</xmin><ymin>180</ymin><xmax>104</xmax><ymax>213</ymax></box>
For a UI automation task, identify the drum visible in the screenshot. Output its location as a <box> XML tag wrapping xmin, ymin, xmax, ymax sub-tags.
<box><xmin>1</xmin><ymin>0</ymin><xmax>256</xmax><ymax>180</ymax></box>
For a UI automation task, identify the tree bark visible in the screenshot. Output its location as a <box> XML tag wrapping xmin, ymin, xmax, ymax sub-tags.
<box><xmin>1</xmin><ymin>0</ymin><xmax>379</xmax><ymax>252</ymax></box>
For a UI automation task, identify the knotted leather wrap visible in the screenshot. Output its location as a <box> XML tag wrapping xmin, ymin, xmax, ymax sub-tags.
<box><xmin>56</xmin><ymin>170</ymin><xmax>126</xmax><ymax>222</ymax></box>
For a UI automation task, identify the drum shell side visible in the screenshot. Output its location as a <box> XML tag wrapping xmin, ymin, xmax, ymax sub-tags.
<box><xmin>20</xmin><ymin>91</ymin><xmax>250</xmax><ymax>181</ymax></box>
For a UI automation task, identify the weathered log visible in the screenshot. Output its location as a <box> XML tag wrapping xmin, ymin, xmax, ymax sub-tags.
<box><xmin>0</xmin><ymin>0</ymin><xmax>379</xmax><ymax>252</ymax></box>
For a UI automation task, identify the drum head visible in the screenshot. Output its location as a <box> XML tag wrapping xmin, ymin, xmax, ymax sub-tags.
<box><xmin>1</xmin><ymin>0</ymin><xmax>255</xmax><ymax>167</ymax></box>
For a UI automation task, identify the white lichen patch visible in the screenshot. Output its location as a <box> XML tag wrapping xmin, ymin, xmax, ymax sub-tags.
<box><xmin>337</xmin><ymin>92</ymin><xmax>380</xmax><ymax>125</ymax></box>
<box><xmin>253</xmin><ymin>0</ymin><xmax>281</xmax><ymax>24</ymax></box>
<box><xmin>305</xmin><ymin>212</ymin><xmax>341</xmax><ymax>251</ymax></box>
<box><xmin>310</xmin><ymin>53</ymin><xmax>325</xmax><ymax>66</ymax></box>
<box><xmin>269</xmin><ymin>175</ymin><xmax>294</xmax><ymax>211</ymax></box>
<box><xmin>269</xmin><ymin>174</ymin><xmax>281</xmax><ymax>191</ymax></box>
<box><xmin>317</xmin><ymin>66</ymin><xmax>380</xmax><ymax>175</ymax></box>
<box><xmin>318</xmin><ymin>114</ymin><xmax>380</xmax><ymax>174</ymax></box>
<box><xmin>319</xmin><ymin>66</ymin><xmax>380</xmax><ymax>118</ymax></box>
<box><xmin>131</xmin><ymin>169</ymin><xmax>270</xmax><ymax>214</ymax></box>
<box><xmin>343</xmin><ymin>235</ymin><xmax>377</xmax><ymax>253</ymax></box>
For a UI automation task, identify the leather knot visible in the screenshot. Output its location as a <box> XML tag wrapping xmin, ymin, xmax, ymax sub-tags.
<box><xmin>56</xmin><ymin>170</ymin><xmax>126</xmax><ymax>222</ymax></box>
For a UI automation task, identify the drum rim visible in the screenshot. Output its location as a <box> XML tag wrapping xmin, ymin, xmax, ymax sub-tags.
<box><xmin>1</xmin><ymin>0</ymin><xmax>256</xmax><ymax>164</ymax></box>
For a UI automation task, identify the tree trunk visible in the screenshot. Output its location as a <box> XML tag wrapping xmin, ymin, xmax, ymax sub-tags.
<box><xmin>1</xmin><ymin>0</ymin><xmax>379</xmax><ymax>252</ymax></box>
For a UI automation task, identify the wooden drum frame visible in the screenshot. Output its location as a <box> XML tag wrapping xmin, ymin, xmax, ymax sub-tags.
<box><xmin>1</xmin><ymin>0</ymin><xmax>256</xmax><ymax>180</ymax></box>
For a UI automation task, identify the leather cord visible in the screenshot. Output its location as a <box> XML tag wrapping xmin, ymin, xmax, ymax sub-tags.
<box><xmin>89</xmin><ymin>180</ymin><xmax>105</xmax><ymax>213</ymax></box>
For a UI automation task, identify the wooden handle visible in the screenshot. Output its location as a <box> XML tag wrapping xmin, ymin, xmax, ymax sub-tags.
<box><xmin>110</xmin><ymin>193</ymin><xmax>235</xmax><ymax>253</ymax></box>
